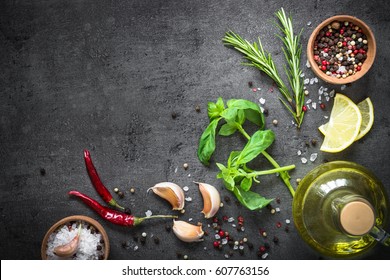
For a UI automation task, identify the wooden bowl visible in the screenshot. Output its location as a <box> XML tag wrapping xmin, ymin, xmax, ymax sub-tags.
<box><xmin>307</xmin><ymin>15</ymin><xmax>376</xmax><ymax>84</ymax></box>
<box><xmin>41</xmin><ymin>215</ymin><xmax>110</xmax><ymax>260</ymax></box>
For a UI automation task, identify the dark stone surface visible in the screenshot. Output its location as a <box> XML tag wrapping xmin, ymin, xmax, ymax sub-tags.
<box><xmin>1</xmin><ymin>0</ymin><xmax>389</xmax><ymax>260</ymax></box>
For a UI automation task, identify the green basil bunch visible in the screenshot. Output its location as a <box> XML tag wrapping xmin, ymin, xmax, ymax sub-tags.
<box><xmin>197</xmin><ymin>98</ymin><xmax>295</xmax><ymax>210</ymax></box>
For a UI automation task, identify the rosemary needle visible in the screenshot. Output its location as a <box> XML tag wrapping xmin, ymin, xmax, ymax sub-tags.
<box><xmin>222</xmin><ymin>8</ymin><xmax>305</xmax><ymax>127</ymax></box>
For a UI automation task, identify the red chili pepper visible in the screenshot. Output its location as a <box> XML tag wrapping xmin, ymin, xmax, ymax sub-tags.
<box><xmin>84</xmin><ymin>150</ymin><xmax>124</xmax><ymax>210</ymax></box>
<box><xmin>69</xmin><ymin>190</ymin><xmax>177</xmax><ymax>227</ymax></box>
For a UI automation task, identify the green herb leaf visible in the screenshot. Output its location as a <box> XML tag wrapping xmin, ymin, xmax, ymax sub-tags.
<box><xmin>197</xmin><ymin>118</ymin><xmax>221</xmax><ymax>165</ymax></box>
<box><xmin>227</xmin><ymin>150</ymin><xmax>241</xmax><ymax>168</ymax></box>
<box><xmin>219</xmin><ymin>123</ymin><xmax>237</xmax><ymax>136</ymax></box>
<box><xmin>207</xmin><ymin>98</ymin><xmax>225</xmax><ymax>120</ymax></box>
<box><xmin>227</xmin><ymin>99</ymin><xmax>265</xmax><ymax>129</ymax></box>
<box><xmin>233</xmin><ymin>186</ymin><xmax>273</xmax><ymax>210</ymax></box>
<box><xmin>236</xmin><ymin>130</ymin><xmax>275</xmax><ymax>165</ymax></box>
<box><xmin>220</xmin><ymin>107</ymin><xmax>238</xmax><ymax>123</ymax></box>
<box><xmin>240</xmin><ymin>177</ymin><xmax>253</xmax><ymax>192</ymax></box>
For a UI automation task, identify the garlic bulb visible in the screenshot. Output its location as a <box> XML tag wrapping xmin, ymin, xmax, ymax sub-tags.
<box><xmin>172</xmin><ymin>220</ymin><xmax>204</xmax><ymax>242</ymax></box>
<box><xmin>196</xmin><ymin>182</ymin><xmax>221</xmax><ymax>218</ymax></box>
<box><xmin>148</xmin><ymin>182</ymin><xmax>185</xmax><ymax>210</ymax></box>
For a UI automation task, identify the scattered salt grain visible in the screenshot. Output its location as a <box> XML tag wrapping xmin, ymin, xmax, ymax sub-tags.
<box><xmin>306</xmin><ymin>60</ymin><xmax>311</xmax><ymax>68</ymax></box>
<box><xmin>304</xmin><ymin>78</ymin><xmax>310</xmax><ymax>85</ymax></box>
<box><xmin>324</xmin><ymin>115</ymin><xmax>329</xmax><ymax>119</ymax></box>
<box><xmin>306</xmin><ymin>99</ymin><xmax>312</xmax><ymax>104</ymax></box>
<box><xmin>329</xmin><ymin>89</ymin><xmax>335</xmax><ymax>97</ymax></box>
<box><xmin>134</xmin><ymin>245</ymin><xmax>139</xmax><ymax>251</ymax></box>
<box><xmin>326</xmin><ymin>96</ymin><xmax>330</xmax><ymax>102</ymax></box>
<box><xmin>275</xmin><ymin>207</ymin><xmax>281</xmax><ymax>213</ymax></box>
<box><xmin>286</xmin><ymin>219</ymin><xmax>291</xmax><ymax>224</ymax></box>
<box><xmin>187</xmin><ymin>174</ymin><xmax>191</xmax><ymax>177</ymax></box>
<box><xmin>145</xmin><ymin>210</ymin><xmax>152</xmax><ymax>217</ymax></box>
<box><xmin>188</xmin><ymin>218</ymin><xmax>193</xmax><ymax>222</ymax></box>
<box><xmin>261</xmin><ymin>252</ymin><xmax>269</xmax><ymax>259</ymax></box>
<box><xmin>310</xmin><ymin>153</ymin><xmax>318</xmax><ymax>162</ymax></box>
<box><xmin>174</xmin><ymin>167</ymin><xmax>178</xmax><ymax>173</ymax></box>
<box><xmin>307</xmin><ymin>21</ymin><xmax>312</xmax><ymax>26</ymax></box>
<box><xmin>185</xmin><ymin>197</ymin><xmax>192</xmax><ymax>202</ymax></box>
<box><xmin>301</xmin><ymin>157</ymin><xmax>308</xmax><ymax>164</ymax></box>
<box><xmin>183</xmin><ymin>186</ymin><xmax>189</xmax><ymax>192</ymax></box>
<box><xmin>215</xmin><ymin>234</ymin><xmax>221</xmax><ymax>240</ymax></box>
<box><xmin>310</xmin><ymin>78</ymin><xmax>315</xmax><ymax>85</ymax></box>
<box><xmin>259</xmin><ymin>98</ymin><xmax>266</xmax><ymax>105</ymax></box>
<box><xmin>228</xmin><ymin>217</ymin><xmax>235</xmax><ymax>223</ymax></box>
<box><xmin>341</xmin><ymin>85</ymin><xmax>347</xmax><ymax>90</ymax></box>
<box><xmin>300</xmin><ymin>73</ymin><xmax>305</xmax><ymax>77</ymax></box>
<box><xmin>297</xmin><ymin>150</ymin><xmax>302</xmax><ymax>156</ymax></box>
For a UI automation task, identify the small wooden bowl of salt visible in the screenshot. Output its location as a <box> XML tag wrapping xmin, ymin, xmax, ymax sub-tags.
<box><xmin>41</xmin><ymin>215</ymin><xmax>110</xmax><ymax>260</ymax></box>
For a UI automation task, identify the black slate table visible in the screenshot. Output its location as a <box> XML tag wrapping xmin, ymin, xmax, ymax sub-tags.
<box><xmin>1</xmin><ymin>0</ymin><xmax>390</xmax><ymax>260</ymax></box>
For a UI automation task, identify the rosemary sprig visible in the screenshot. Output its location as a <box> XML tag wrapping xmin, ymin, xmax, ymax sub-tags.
<box><xmin>275</xmin><ymin>8</ymin><xmax>305</xmax><ymax>125</ymax></box>
<box><xmin>222</xmin><ymin>8</ymin><xmax>305</xmax><ymax>127</ymax></box>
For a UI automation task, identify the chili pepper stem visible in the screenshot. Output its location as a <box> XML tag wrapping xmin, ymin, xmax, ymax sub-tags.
<box><xmin>108</xmin><ymin>198</ymin><xmax>125</xmax><ymax>210</ymax></box>
<box><xmin>134</xmin><ymin>215</ymin><xmax>178</xmax><ymax>226</ymax></box>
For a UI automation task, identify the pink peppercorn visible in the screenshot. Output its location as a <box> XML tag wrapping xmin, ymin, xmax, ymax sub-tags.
<box><xmin>302</xmin><ymin>105</ymin><xmax>308</xmax><ymax>112</ymax></box>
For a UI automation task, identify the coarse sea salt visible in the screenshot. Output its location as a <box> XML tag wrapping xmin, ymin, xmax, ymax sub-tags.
<box><xmin>46</xmin><ymin>223</ymin><xmax>105</xmax><ymax>260</ymax></box>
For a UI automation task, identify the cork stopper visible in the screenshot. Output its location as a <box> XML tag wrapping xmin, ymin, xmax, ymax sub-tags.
<box><xmin>339</xmin><ymin>201</ymin><xmax>375</xmax><ymax>236</ymax></box>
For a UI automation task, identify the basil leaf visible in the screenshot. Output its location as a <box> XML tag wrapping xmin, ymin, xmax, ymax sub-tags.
<box><xmin>227</xmin><ymin>150</ymin><xmax>241</xmax><ymax>168</ymax></box>
<box><xmin>219</xmin><ymin>123</ymin><xmax>237</xmax><ymax>136</ymax></box>
<box><xmin>197</xmin><ymin>118</ymin><xmax>221</xmax><ymax>165</ymax></box>
<box><xmin>236</xmin><ymin>130</ymin><xmax>275</xmax><ymax>165</ymax></box>
<box><xmin>227</xmin><ymin>99</ymin><xmax>265</xmax><ymax>129</ymax></box>
<box><xmin>220</xmin><ymin>107</ymin><xmax>238</xmax><ymax>123</ymax></box>
<box><xmin>240</xmin><ymin>177</ymin><xmax>253</xmax><ymax>192</ymax></box>
<box><xmin>207</xmin><ymin>97</ymin><xmax>225</xmax><ymax>120</ymax></box>
<box><xmin>236</xmin><ymin>109</ymin><xmax>245</xmax><ymax>125</ymax></box>
<box><xmin>233</xmin><ymin>186</ymin><xmax>273</xmax><ymax>210</ymax></box>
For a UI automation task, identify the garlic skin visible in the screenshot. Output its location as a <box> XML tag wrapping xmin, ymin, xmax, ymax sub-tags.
<box><xmin>172</xmin><ymin>220</ymin><xmax>204</xmax><ymax>242</ymax></box>
<box><xmin>196</xmin><ymin>182</ymin><xmax>221</xmax><ymax>218</ymax></box>
<box><xmin>148</xmin><ymin>182</ymin><xmax>185</xmax><ymax>210</ymax></box>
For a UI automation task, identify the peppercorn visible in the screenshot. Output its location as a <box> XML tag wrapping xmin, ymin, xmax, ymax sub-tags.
<box><xmin>117</xmin><ymin>191</ymin><xmax>124</xmax><ymax>198</ymax></box>
<box><xmin>153</xmin><ymin>236</ymin><xmax>160</xmax><ymax>244</ymax></box>
<box><xmin>124</xmin><ymin>208</ymin><xmax>132</xmax><ymax>214</ymax></box>
<box><xmin>311</xmin><ymin>138</ymin><xmax>317</xmax><ymax>146</ymax></box>
<box><xmin>248</xmin><ymin>81</ymin><xmax>253</xmax><ymax>88</ymax></box>
<box><xmin>263</xmin><ymin>108</ymin><xmax>269</xmax><ymax>116</ymax></box>
<box><xmin>130</xmin><ymin>187</ymin><xmax>135</xmax><ymax>194</ymax></box>
<box><xmin>272</xmin><ymin>119</ymin><xmax>278</xmax><ymax>126</ymax></box>
<box><xmin>165</xmin><ymin>224</ymin><xmax>171</xmax><ymax>232</ymax></box>
<box><xmin>171</xmin><ymin>112</ymin><xmax>177</xmax><ymax>119</ymax></box>
<box><xmin>273</xmin><ymin>236</ymin><xmax>279</xmax><ymax>244</ymax></box>
<box><xmin>97</xmin><ymin>245</ymin><xmax>102</xmax><ymax>251</ymax></box>
<box><xmin>40</xmin><ymin>168</ymin><xmax>46</xmax><ymax>176</ymax></box>
<box><xmin>183</xmin><ymin>163</ymin><xmax>189</xmax><ymax>170</ymax></box>
<box><xmin>195</xmin><ymin>105</ymin><xmax>201</xmax><ymax>112</ymax></box>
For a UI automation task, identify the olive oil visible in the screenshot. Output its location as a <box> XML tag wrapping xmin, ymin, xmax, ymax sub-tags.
<box><xmin>293</xmin><ymin>161</ymin><xmax>388</xmax><ymax>258</ymax></box>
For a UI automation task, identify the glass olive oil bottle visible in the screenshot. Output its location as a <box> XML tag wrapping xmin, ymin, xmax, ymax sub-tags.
<box><xmin>293</xmin><ymin>161</ymin><xmax>389</xmax><ymax>258</ymax></box>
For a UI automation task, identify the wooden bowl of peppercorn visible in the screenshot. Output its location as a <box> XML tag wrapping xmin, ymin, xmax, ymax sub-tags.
<box><xmin>307</xmin><ymin>15</ymin><xmax>376</xmax><ymax>84</ymax></box>
<box><xmin>41</xmin><ymin>215</ymin><xmax>110</xmax><ymax>260</ymax></box>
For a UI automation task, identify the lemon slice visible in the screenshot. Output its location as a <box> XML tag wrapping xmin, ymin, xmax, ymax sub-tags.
<box><xmin>318</xmin><ymin>97</ymin><xmax>374</xmax><ymax>142</ymax></box>
<box><xmin>320</xmin><ymin>94</ymin><xmax>362</xmax><ymax>153</ymax></box>
<box><xmin>355</xmin><ymin>97</ymin><xmax>374</xmax><ymax>140</ymax></box>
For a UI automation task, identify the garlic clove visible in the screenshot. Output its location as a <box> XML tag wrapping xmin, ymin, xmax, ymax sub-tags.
<box><xmin>195</xmin><ymin>182</ymin><xmax>221</xmax><ymax>219</ymax></box>
<box><xmin>172</xmin><ymin>220</ymin><xmax>204</xmax><ymax>242</ymax></box>
<box><xmin>148</xmin><ymin>182</ymin><xmax>185</xmax><ymax>210</ymax></box>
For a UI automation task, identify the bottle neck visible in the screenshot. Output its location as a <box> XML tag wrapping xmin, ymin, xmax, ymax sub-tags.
<box><xmin>332</xmin><ymin>195</ymin><xmax>375</xmax><ymax>236</ymax></box>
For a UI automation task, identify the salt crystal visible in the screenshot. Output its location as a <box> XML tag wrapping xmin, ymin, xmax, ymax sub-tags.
<box><xmin>174</xmin><ymin>167</ymin><xmax>178</xmax><ymax>173</ymax></box>
<box><xmin>341</xmin><ymin>85</ymin><xmax>346</xmax><ymax>90</ymax></box>
<box><xmin>324</xmin><ymin>92</ymin><xmax>329</xmax><ymax>97</ymax></box>
<box><xmin>300</xmin><ymin>73</ymin><xmax>305</xmax><ymax>77</ymax></box>
<box><xmin>257</xmin><ymin>87</ymin><xmax>261</xmax><ymax>91</ymax></box>
<box><xmin>306</xmin><ymin>99</ymin><xmax>312</xmax><ymax>104</ymax></box>
<box><xmin>239</xmin><ymin>245</ymin><xmax>244</xmax><ymax>250</ymax></box>
<box><xmin>275</xmin><ymin>207</ymin><xmax>280</xmax><ymax>212</ymax></box>
<box><xmin>241</xmin><ymin>226</ymin><xmax>245</xmax><ymax>232</ymax></box>
<box><xmin>215</xmin><ymin>234</ymin><xmax>221</xmax><ymax>240</ymax></box>
<box><xmin>228</xmin><ymin>217</ymin><xmax>234</xmax><ymax>223</ymax></box>
<box><xmin>233</xmin><ymin>245</ymin><xmax>239</xmax><ymax>250</ymax></box>
<box><xmin>259</xmin><ymin>98</ymin><xmax>266</xmax><ymax>105</ymax></box>
<box><xmin>286</xmin><ymin>219</ymin><xmax>291</xmax><ymax>224</ymax></box>
<box><xmin>326</xmin><ymin>96</ymin><xmax>330</xmax><ymax>102</ymax></box>
<box><xmin>307</xmin><ymin>21</ymin><xmax>312</xmax><ymax>26</ymax></box>
<box><xmin>301</xmin><ymin>157</ymin><xmax>308</xmax><ymax>164</ymax></box>
<box><xmin>134</xmin><ymin>245</ymin><xmax>139</xmax><ymax>251</ymax></box>
<box><xmin>318</xmin><ymin>86</ymin><xmax>324</xmax><ymax>95</ymax></box>
<box><xmin>221</xmin><ymin>238</ymin><xmax>228</xmax><ymax>245</ymax></box>
<box><xmin>306</xmin><ymin>104</ymin><xmax>311</xmax><ymax>110</ymax></box>
<box><xmin>314</xmin><ymin>77</ymin><xmax>319</xmax><ymax>83</ymax></box>
<box><xmin>183</xmin><ymin>186</ymin><xmax>189</xmax><ymax>192</ymax></box>
<box><xmin>329</xmin><ymin>89</ymin><xmax>335</xmax><ymax>97</ymax></box>
<box><xmin>306</xmin><ymin>60</ymin><xmax>311</xmax><ymax>68</ymax></box>
<box><xmin>324</xmin><ymin>115</ymin><xmax>329</xmax><ymax>119</ymax></box>
<box><xmin>312</xmin><ymin>102</ymin><xmax>317</xmax><ymax>110</ymax></box>
<box><xmin>188</xmin><ymin>218</ymin><xmax>193</xmax><ymax>222</ymax></box>
<box><xmin>188</xmin><ymin>174</ymin><xmax>191</xmax><ymax>177</ymax></box>
<box><xmin>232</xmin><ymin>224</ymin><xmax>236</xmax><ymax>228</ymax></box>
<box><xmin>260</xmin><ymin>107</ymin><xmax>265</xmax><ymax>113</ymax></box>
<box><xmin>304</xmin><ymin>78</ymin><xmax>310</xmax><ymax>85</ymax></box>
<box><xmin>261</xmin><ymin>252</ymin><xmax>269</xmax><ymax>259</ymax></box>
<box><xmin>297</xmin><ymin>150</ymin><xmax>302</xmax><ymax>156</ymax></box>
<box><xmin>204</xmin><ymin>247</ymin><xmax>207</xmax><ymax>250</ymax></box>
<box><xmin>310</xmin><ymin>153</ymin><xmax>318</xmax><ymax>162</ymax></box>
<box><xmin>309</xmin><ymin>78</ymin><xmax>315</xmax><ymax>85</ymax></box>
<box><xmin>145</xmin><ymin>210</ymin><xmax>152</xmax><ymax>217</ymax></box>
<box><xmin>319</xmin><ymin>95</ymin><xmax>322</xmax><ymax>101</ymax></box>
<box><xmin>224</xmin><ymin>254</ymin><xmax>230</xmax><ymax>259</ymax></box>
<box><xmin>185</xmin><ymin>197</ymin><xmax>192</xmax><ymax>202</ymax></box>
